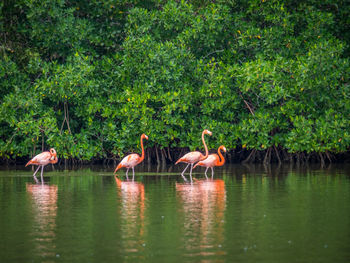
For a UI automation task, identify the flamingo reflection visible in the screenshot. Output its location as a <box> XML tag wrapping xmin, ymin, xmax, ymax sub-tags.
<box><xmin>26</xmin><ymin>183</ymin><xmax>58</xmax><ymax>258</ymax></box>
<box><xmin>115</xmin><ymin>176</ymin><xmax>146</xmax><ymax>254</ymax></box>
<box><xmin>176</xmin><ymin>179</ymin><xmax>226</xmax><ymax>257</ymax></box>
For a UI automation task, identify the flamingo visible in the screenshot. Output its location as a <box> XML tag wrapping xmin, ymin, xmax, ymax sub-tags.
<box><xmin>175</xmin><ymin>129</ymin><xmax>212</xmax><ymax>181</ymax></box>
<box><xmin>193</xmin><ymin>145</ymin><xmax>226</xmax><ymax>178</ymax></box>
<box><xmin>25</xmin><ymin>148</ymin><xmax>58</xmax><ymax>184</ymax></box>
<box><xmin>114</xmin><ymin>134</ymin><xmax>148</xmax><ymax>179</ymax></box>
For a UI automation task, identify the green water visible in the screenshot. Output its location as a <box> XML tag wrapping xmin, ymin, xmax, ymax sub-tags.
<box><xmin>0</xmin><ymin>164</ymin><xmax>349</xmax><ymax>262</ymax></box>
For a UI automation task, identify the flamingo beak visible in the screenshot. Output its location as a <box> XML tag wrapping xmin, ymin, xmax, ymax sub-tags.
<box><xmin>145</xmin><ymin>135</ymin><xmax>149</xmax><ymax>140</ymax></box>
<box><xmin>223</xmin><ymin>147</ymin><xmax>227</xmax><ymax>152</ymax></box>
<box><xmin>208</xmin><ymin>130</ymin><xmax>212</xmax><ymax>136</ymax></box>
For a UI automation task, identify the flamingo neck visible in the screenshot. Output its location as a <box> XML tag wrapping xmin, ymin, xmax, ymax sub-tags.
<box><xmin>139</xmin><ymin>136</ymin><xmax>145</xmax><ymax>163</ymax></box>
<box><xmin>200</xmin><ymin>131</ymin><xmax>209</xmax><ymax>161</ymax></box>
<box><xmin>216</xmin><ymin>146</ymin><xmax>225</xmax><ymax>166</ymax></box>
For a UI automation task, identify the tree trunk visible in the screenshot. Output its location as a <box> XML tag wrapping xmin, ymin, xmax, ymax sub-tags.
<box><xmin>155</xmin><ymin>146</ymin><xmax>160</xmax><ymax>164</ymax></box>
<box><xmin>167</xmin><ymin>147</ymin><xmax>172</xmax><ymax>161</ymax></box>
<box><xmin>161</xmin><ymin>148</ymin><xmax>167</xmax><ymax>164</ymax></box>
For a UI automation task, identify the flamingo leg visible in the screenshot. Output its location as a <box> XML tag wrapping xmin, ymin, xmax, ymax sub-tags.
<box><xmin>181</xmin><ymin>163</ymin><xmax>190</xmax><ymax>176</ymax></box>
<box><xmin>126</xmin><ymin>168</ymin><xmax>129</xmax><ymax>180</ymax></box>
<box><xmin>204</xmin><ymin>167</ymin><xmax>209</xmax><ymax>179</ymax></box>
<box><xmin>211</xmin><ymin>167</ymin><xmax>214</xmax><ymax>179</ymax></box>
<box><xmin>33</xmin><ymin>176</ymin><xmax>39</xmax><ymax>184</ymax></box>
<box><xmin>132</xmin><ymin>167</ymin><xmax>135</xmax><ymax>181</ymax></box>
<box><xmin>32</xmin><ymin>166</ymin><xmax>41</xmax><ymax>183</ymax></box>
<box><xmin>189</xmin><ymin>163</ymin><xmax>194</xmax><ymax>182</ymax></box>
<box><xmin>33</xmin><ymin>165</ymin><xmax>41</xmax><ymax>176</ymax></box>
<box><xmin>40</xmin><ymin>165</ymin><xmax>44</xmax><ymax>184</ymax></box>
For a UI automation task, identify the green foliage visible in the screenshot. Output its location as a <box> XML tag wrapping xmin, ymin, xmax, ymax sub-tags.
<box><xmin>0</xmin><ymin>0</ymin><xmax>349</xmax><ymax>161</ymax></box>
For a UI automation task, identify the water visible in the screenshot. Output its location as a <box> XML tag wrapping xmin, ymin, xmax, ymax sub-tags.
<box><xmin>0</xmin><ymin>164</ymin><xmax>349</xmax><ymax>262</ymax></box>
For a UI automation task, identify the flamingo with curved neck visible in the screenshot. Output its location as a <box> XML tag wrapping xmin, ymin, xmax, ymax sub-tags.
<box><xmin>114</xmin><ymin>134</ymin><xmax>148</xmax><ymax>179</ymax></box>
<box><xmin>26</xmin><ymin>148</ymin><xmax>58</xmax><ymax>184</ymax></box>
<box><xmin>194</xmin><ymin>145</ymin><xmax>226</xmax><ymax>178</ymax></box>
<box><xmin>175</xmin><ymin>129</ymin><xmax>212</xmax><ymax>181</ymax></box>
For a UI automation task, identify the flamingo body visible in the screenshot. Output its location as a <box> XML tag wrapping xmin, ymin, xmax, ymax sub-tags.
<box><xmin>114</xmin><ymin>134</ymin><xmax>148</xmax><ymax>178</ymax></box>
<box><xmin>26</xmin><ymin>151</ymin><xmax>56</xmax><ymax>167</ymax></box>
<box><xmin>175</xmin><ymin>151</ymin><xmax>205</xmax><ymax>165</ymax></box>
<box><xmin>194</xmin><ymin>154</ymin><xmax>219</xmax><ymax>168</ymax></box>
<box><xmin>194</xmin><ymin>145</ymin><xmax>226</xmax><ymax>178</ymax></box>
<box><xmin>26</xmin><ymin>148</ymin><xmax>58</xmax><ymax>183</ymax></box>
<box><xmin>116</xmin><ymin>153</ymin><xmax>142</xmax><ymax>170</ymax></box>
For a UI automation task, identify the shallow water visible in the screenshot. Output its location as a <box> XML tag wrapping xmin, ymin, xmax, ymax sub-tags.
<box><xmin>0</xmin><ymin>164</ymin><xmax>349</xmax><ymax>262</ymax></box>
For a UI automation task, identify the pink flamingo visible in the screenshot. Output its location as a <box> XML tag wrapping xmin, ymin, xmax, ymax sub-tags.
<box><xmin>175</xmin><ymin>129</ymin><xmax>212</xmax><ymax>181</ymax></box>
<box><xmin>25</xmin><ymin>148</ymin><xmax>58</xmax><ymax>183</ymax></box>
<box><xmin>114</xmin><ymin>134</ymin><xmax>148</xmax><ymax>179</ymax></box>
<box><xmin>194</xmin><ymin>145</ymin><xmax>226</xmax><ymax>178</ymax></box>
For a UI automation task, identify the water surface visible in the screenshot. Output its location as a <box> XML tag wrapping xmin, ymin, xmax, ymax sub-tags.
<box><xmin>0</xmin><ymin>164</ymin><xmax>349</xmax><ymax>262</ymax></box>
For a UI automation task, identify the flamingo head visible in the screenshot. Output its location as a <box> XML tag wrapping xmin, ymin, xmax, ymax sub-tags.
<box><xmin>50</xmin><ymin>148</ymin><xmax>57</xmax><ymax>157</ymax></box>
<box><xmin>221</xmin><ymin>146</ymin><xmax>227</xmax><ymax>152</ymax></box>
<box><xmin>49</xmin><ymin>148</ymin><xmax>58</xmax><ymax>162</ymax></box>
<box><xmin>203</xmin><ymin>129</ymin><xmax>212</xmax><ymax>136</ymax></box>
<box><xmin>142</xmin><ymin>134</ymin><xmax>149</xmax><ymax>140</ymax></box>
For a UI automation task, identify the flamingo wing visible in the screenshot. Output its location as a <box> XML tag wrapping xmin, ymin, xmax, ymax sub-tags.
<box><xmin>26</xmin><ymin>151</ymin><xmax>52</xmax><ymax>166</ymax></box>
<box><xmin>120</xmin><ymin>153</ymin><xmax>141</xmax><ymax>168</ymax></box>
<box><xmin>176</xmin><ymin>151</ymin><xmax>203</xmax><ymax>164</ymax></box>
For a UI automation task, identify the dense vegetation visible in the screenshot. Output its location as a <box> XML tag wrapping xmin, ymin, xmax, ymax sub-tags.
<box><xmin>1</xmin><ymin>0</ymin><xmax>349</xmax><ymax>164</ymax></box>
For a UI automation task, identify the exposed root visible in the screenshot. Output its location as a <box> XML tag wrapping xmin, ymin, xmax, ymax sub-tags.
<box><xmin>243</xmin><ymin>149</ymin><xmax>257</xmax><ymax>164</ymax></box>
<box><xmin>274</xmin><ymin>146</ymin><xmax>282</xmax><ymax>164</ymax></box>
